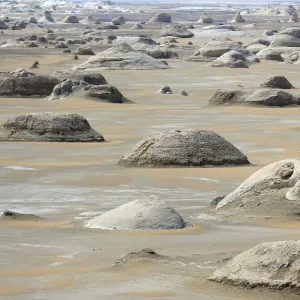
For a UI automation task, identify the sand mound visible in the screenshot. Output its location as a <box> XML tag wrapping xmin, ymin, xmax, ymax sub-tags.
<box><xmin>260</xmin><ymin>76</ymin><xmax>294</xmax><ymax>89</ymax></box>
<box><xmin>84</xmin><ymin>196</ymin><xmax>185</xmax><ymax>230</ymax></box>
<box><xmin>0</xmin><ymin>113</ymin><xmax>104</xmax><ymax>142</ymax></box>
<box><xmin>150</xmin><ymin>13</ymin><xmax>171</xmax><ymax>23</ymax></box>
<box><xmin>216</xmin><ymin>159</ymin><xmax>300</xmax><ymax>217</ymax></box>
<box><xmin>160</xmin><ymin>24</ymin><xmax>194</xmax><ymax>38</ymax></box>
<box><xmin>118</xmin><ymin>129</ymin><xmax>249</xmax><ymax>167</ymax></box>
<box><xmin>72</xmin><ymin>42</ymin><xmax>170</xmax><ymax>70</ymax></box>
<box><xmin>209</xmin><ymin>241</ymin><xmax>300</xmax><ymax>294</ymax></box>
<box><xmin>208</xmin><ymin>88</ymin><xmax>297</xmax><ymax>107</ymax></box>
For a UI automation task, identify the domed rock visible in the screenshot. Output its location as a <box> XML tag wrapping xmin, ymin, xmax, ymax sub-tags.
<box><xmin>159</xmin><ymin>85</ymin><xmax>172</xmax><ymax>94</ymax></box>
<box><xmin>198</xmin><ymin>14</ymin><xmax>213</xmax><ymax>24</ymax></box>
<box><xmin>62</xmin><ymin>15</ymin><xmax>79</xmax><ymax>23</ymax></box>
<box><xmin>44</xmin><ymin>33</ymin><xmax>56</xmax><ymax>40</ymax></box>
<box><xmin>72</xmin><ymin>42</ymin><xmax>170</xmax><ymax>70</ymax></box>
<box><xmin>211</xmin><ymin>50</ymin><xmax>258</xmax><ymax>67</ymax></box>
<box><xmin>160</xmin><ymin>24</ymin><xmax>194</xmax><ymax>38</ymax></box>
<box><xmin>231</xmin><ymin>12</ymin><xmax>245</xmax><ymax>23</ymax></box>
<box><xmin>0</xmin><ymin>72</ymin><xmax>59</xmax><ymax>96</ymax></box>
<box><xmin>75</xmin><ymin>45</ymin><xmax>95</xmax><ymax>55</ymax></box>
<box><xmin>260</xmin><ymin>76</ymin><xmax>294</xmax><ymax>89</ymax></box>
<box><xmin>111</xmin><ymin>16</ymin><xmax>125</xmax><ymax>25</ymax></box>
<box><xmin>150</xmin><ymin>13</ymin><xmax>172</xmax><ymax>23</ymax></box>
<box><xmin>286</xmin><ymin>5</ymin><xmax>296</xmax><ymax>16</ymax></box>
<box><xmin>246</xmin><ymin>44</ymin><xmax>267</xmax><ymax>54</ymax></box>
<box><xmin>263</xmin><ymin>52</ymin><xmax>284</xmax><ymax>62</ymax></box>
<box><xmin>271</xmin><ymin>27</ymin><xmax>300</xmax><ymax>47</ymax></box>
<box><xmin>84</xmin><ymin>84</ymin><xmax>129</xmax><ymax>103</ymax></box>
<box><xmin>0</xmin><ymin>21</ymin><xmax>8</xmax><ymax>30</ymax></box>
<box><xmin>216</xmin><ymin>159</ymin><xmax>300</xmax><ymax>217</ymax></box>
<box><xmin>0</xmin><ymin>113</ymin><xmax>104</xmax><ymax>142</ymax></box>
<box><xmin>40</xmin><ymin>11</ymin><xmax>54</xmax><ymax>23</ymax></box>
<box><xmin>84</xmin><ymin>196</ymin><xmax>186</xmax><ymax>230</ymax></box>
<box><xmin>230</xmin><ymin>59</ymin><xmax>249</xmax><ymax>68</ymax></box>
<box><xmin>131</xmin><ymin>23</ymin><xmax>143</xmax><ymax>30</ymax></box>
<box><xmin>28</xmin><ymin>17</ymin><xmax>37</xmax><ymax>24</ymax></box>
<box><xmin>289</xmin><ymin>12</ymin><xmax>299</xmax><ymax>22</ymax></box>
<box><xmin>284</xmin><ymin>51</ymin><xmax>300</xmax><ymax>64</ymax></box>
<box><xmin>55</xmin><ymin>42</ymin><xmax>68</xmax><ymax>49</ymax></box>
<box><xmin>208</xmin><ymin>88</ymin><xmax>297</xmax><ymax>107</ymax></box>
<box><xmin>118</xmin><ymin>129</ymin><xmax>249</xmax><ymax>167</ymax></box>
<box><xmin>50</xmin><ymin>70</ymin><xmax>107</xmax><ymax>85</ymax></box>
<box><xmin>209</xmin><ymin>241</ymin><xmax>300</xmax><ymax>293</ymax></box>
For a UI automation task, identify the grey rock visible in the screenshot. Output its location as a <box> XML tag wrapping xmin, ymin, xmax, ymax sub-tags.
<box><xmin>231</xmin><ymin>12</ymin><xmax>245</xmax><ymax>23</ymax></box>
<box><xmin>55</xmin><ymin>42</ymin><xmax>68</xmax><ymax>49</ymax></box>
<box><xmin>284</xmin><ymin>51</ymin><xmax>300</xmax><ymax>64</ymax></box>
<box><xmin>62</xmin><ymin>15</ymin><xmax>79</xmax><ymax>23</ymax></box>
<box><xmin>111</xmin><ymin>16</ymin><xmax>125</xmax><ymax>25</ymax></box>
<box><xmin>72</xmin><ymin>42</ymin><xmax>170</xmax><ymax>70</ymax></box>
<box><xmin>289</xmin><ymin>12</ymin><xmax>299</xmax><ymax>22</ymax></box>
<box><xmin>28</xmin><ymin>17</ymin><xmax>37</xmax><ymax>24</ymax></box>
<box><xmin>0</xmin><ymin>20</ymin><xmax>9</xmax><ymax>30</ymax></box>
<box><xmin>271</xmin><ymin>27</ymin><xmax>300</xmax><ymax>47</ymax></box>
<box><xmin>131</xmin><ymin>23</ymin><xmax>143</xmax><ymax>30</ymax></box>
<box><xmin>198</xmin><ymin>14</ymin><xmax>213</xmax><ymax>24</ymax></box>
<box><xmin>260</xmin><ymin>76</ymin><xmax>294</xmax><ymax>89</ymax></box>
<box><xmin>27</xmin><ymin>42</ymin><xmax>39</xmax><ymax>48</ymax></box>
<box><xmin>150</xmin><ymin>13</ymin><xmax>172</xmax><ymax>23</ymax></box>
<box><xmin>209</xmin><ymin>241</ymin><xmax>300</xmax><ymax>294</ymax></box>
<box><xmin>159</xmin><ymin>85</ymin><xmax>172</xmax><ymax>94</ymax></box>
<box><xmin>42</xmin><ymin>11</ymin><xmax>54</xmax><ymax>22</ymax></box>
<box><xmin>211</xmin><ymin>50</ymin><xmax>258</xmax><ymax>67</ymax></box>
<box><xmin>118</xmin><ymin>129</ymin><xmax>249</xmax><ymax>167</ymax></box>
<box><xmin>44</xmin><ymin>33</ymin><xmax>56</xmax><ymax>40</ymax></box>
<box><xmin>247</xmin><ymin>44</ymin><xmax>267</xmax><ymax>54</ymax></box>
<box><xmin>84</xmin><ymin>196</ymin><xmax>186</xmax><ymax>230</ymax></box>
<box><xmin>230</xmin><ymin>59</ymin><xmax>249</xmax><ymax>68</ymax></box>
<box><xmin>75</xmin><ymin>45</ymin><xmax>95</xmax><ymax>55</ymax></box>
<box><xmin>0</xmin><ymin>113</ymin><xmax>104</xmax><ymax>142</ymax></box>
<box><xmin>160</xmin><ymin>24</ymin><xmax>194</xmax><ymax>38</ymax></box>
<box><xmin>180</xmin><ymin>90</ymin><xmax>188</xmax><ymax>96</ymax></box>
<box><xmin>2</xmin><ymin>210</ymin><xmax>42</xmax><ymax>220</ymax></box>
<box><xmin>103</xmin><ymin>24</ymin><xmax>119</xmax><ymax>30</ymax></box>
<box><xmin>211</xmin><ymin>195</ymin><xmax>226</xmax><ymax>206</ymax></box>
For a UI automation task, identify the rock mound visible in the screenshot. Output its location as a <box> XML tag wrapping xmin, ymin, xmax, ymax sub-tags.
<box><xmin>271</xmin><ymin>27</ymin><xmax>300</xmax><ymax>47</ymax></box>
<box><xmin>209</xmin><ymin>241</ymin><xmax>300</xmax><ymax>294</ymax></box>
<box><xmin>0</xmin><ymin>113</ymin><xmax>104</xmax><ymax>142</ymax></box>
<box><xmin>289</xmin><ymin>12</ymin><xmax>299</xmax><ymax>22</ymax></box>
<box><xmin>40</xmin><ymin>11</ymin><xmax>55</xmax><ymax>23</ymax></box>
<box><xmin>150</xmin><ymin>13</ymin><xmax>172</xmax><ymax>23</ymax></box>
<box><xmin>111</xmin><ymin>16</ymin><xmax>125</xmax><ymax>25</ymax></box>
<box><xmin>75</xmin><ymin>45</ymin><xmax>95</xmax><ymax>55</ymax></box>
<box><xmin>62</xmin><ymin>15</ymin><xmax>79</xmax><ymax>23</ymax></box>
<box><xmin>284</xmin><ymin>51</ymin><xmax>300</xmax><ymax>64</ymax></box>
<box><xmin>160</xmin><ymin>24</ymin><xmax>194</xmax><ymax>38</ymax></box>
<box><xmin>208</xmin><ymin>88</ymin><xmax>297</xmax><ymax>107</ymax></box>
<box><xmin>0</xmin><ymin>21</ymin><xmax>8</xmax><ymax>30</ymax></box>
<box><xmin>198</xmin><ymin>14</ymin><xmax>213</xmax><ymax>24</ymax></box>
<box><xmin>0</xmin><ymin>71</ymin><xmax>59</xmax><ymax>96</ymax></box>
<box><xmin>73</xmin><ymin>42</ymin><xmax>170</xmax><ymax>70</ymax></box>
<box><xmin>231</xmin><ymin>12</ymin><xmax>245</xmax><ymax>23</ymax></box>
<box><xmin>118</xmin><ymin>129</ymin><xmax>249</xmax><ymax>167</ymax></box>
<box><xmin>216</xmin><ymin>159</ymin><xmax>300</xmax><ymax>217</ymax></box>
<box><xmin>84</xmin><ymin>196</ymin><xmax>185</xmax><ymax>230</ymax></box>
<box><xmin>1</xmin><ymin>210</ymin><xmax>42</xmax><ymax>221</ymax></box>
<box><xmin>131</xmin><ymin>23</ymin><xmax>143</xmax><ymax>30</ymax></box>
<box><xmin>211</xmin><ymin>50</ymin><xmax>258</xmax><ymax>67</ymax></box>
<box><xmin>260</xmin><ymin>76</ymin><xmax>294</xmax><ymax>89</ymax></box>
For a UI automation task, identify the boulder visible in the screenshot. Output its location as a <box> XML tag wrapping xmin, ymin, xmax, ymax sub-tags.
<box><xmin>159</xmin><ymin>85</ymin><xmax>172</xmax><ymax>94</ymax></box>
<box><xmin>27</xmin><ymin>42</ymin><xmax>38</xmax><ymax>48</ymax></box>
<box><xmin>111</xmin><ymin>16</ymin><xmax>125</xmax><ymax>25</ymax></box>
<box><xmin>216</xmin><ymin>159</ymin><xmax>300</xmax><ymax>217</ymax></box>
<box><xmin>264</xmin><ymin>30</ymin><xmax>274</xmax><ymax>36</ymax></box>
<box><xmin>198</xmin><ymin>14</ymin><xmax>213</xmax><ymax>24</ymax></box>
<box><xmin>44</xmin><ymin>33</ymin><xmax>56</xmax><ymax>40</ymax></box>
<box><xmin>286</xmin><ymin>5</ymin><xmax>296</xmax><ymax>16</ymax></box>
<box><xmin>247</xmin><ymin>44</ymin><xmax>267</xmax><ymax>54</ymax></box>
<box><xmin>0</xmin><ymin>21</ymin><xmax>8</xmax><ymax>30</ymax></box>
<box><xmin>131</xmin><ymin>23</ymin><xmax>143</xmax><ymax>30</ymax></box>
<box><xmin>55</xmin><ymin>42</ymin><xmax>68</xmax><ymax>49</ymax></box>
<box><xmin>209</xmin><ymin>241</ymin><xmax>300</xmax><ymax>294</ymax></box>
<box><xmin>41</xmin><ymin>11</ymin><xmax>54</xmax><ymax>22</ymax></box>
<box><xmin>84</xmin><ymin>84</ymin><xmax>129</xmax><ymax>103</ymax></box>
<box><xmin>230</xmin><ymin>60</ymin><xmax>249</xmax><ymax>68</ymax></box>
<box><xmin>289</xmin><ymin>12</ymin><xmax>299</xmax><ymax>22</ymax></box>
<box><xmin>50</xmin><ymin>70</ymin><xmax>107</xmax><ymax>85</ymax></box>
<box><xmin>208</xmin><ymin>88</ymin><xmax>297</xmax><ymax>107</ymax></box>
<box><xmin>231</xmin><ymin>12</ymin><xmax>245</xmax><ymax>23</ymax></box>
<box><xmin>0</xmin><ymin>71</ymin><xmax>59</xmax><ymax>96</ymax></box>
<box><xmin>118</xmin><ymin>129</ymin><xmax>249</xmax><ymax>167</ymax></box>
<box><xmin>271</xmin><ymin>27</ymin><xmax>300</xmax><ymax>47</ymax></box>
<box><xmin>0</xmin><ymin>113</ymin><xmax>104</xmax><ymax>142</ymax></box>
<box><xmin>28</xmin><ymin>17</ymin><xmax>37</xmax><ymax>24</ymax></box>
<box><xmin>210</xmin><ymin>195</ymin><xmax>226</xmax><ymax>206</ymax></box>
<box><xmin>103</xmin><ymin>24</ymin><xmax>119</xmax><ymax>30</ymax></box>
<box><xmin>72</xmin><ymin>42</ymin><xmax>170</xmax><ymax>70</ymax></box>
<box><xmin>211</xmin><ymin>50</ymin><xmax>258</xmax><ymax>67</ymax></box>
<box><xmin>84</xmin><ymin>196</ymin><xmax>186</xmax><ymax>230</ymax></box>
<box><xmin>260</xmin><ymin>76</ymin><xmax>294</xmax><ymax>89</ymax></box>
<box><xmin>160</xmin><ymin>24</ymin><xmax>194</xmax><ymax>38</ymax></box>
<box><xmin>180</xmin><ymin>90</ymin><xmax>188</xmax><ymax>96</ymax></box>
<box><xmin>150</xmin><ymin>13</ymin><xmax>172</xmax><ymax>23</ymax></box>
<box><xmin>62</xmin><ymin>15</ymin><xmax>79</xmax><ymax>23</ymax></box>
<box><xmin>75</xmin><ymin>45</ymin><xmax>95</xmax><ymax>55</ymax></box>
<box><xmin>284</xmin><ymin>51</ymin><xmax>300</xmax><ymax>64</ymax></box>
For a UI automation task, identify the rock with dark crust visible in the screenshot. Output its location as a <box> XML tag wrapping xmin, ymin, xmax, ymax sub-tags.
<box><xmin>260</xmin><ymin>76</ymin><xmax>294</xmax><ymax>89</ymax></box>
<box><xmin>150</xmin><ymin>13</ymin><xmax>172</xmax><ymax>23</ymax></box>
<box><xmin>160</xmin><ymin>24</ymin><xmax>194</xmax><ymax>38</ymax></box>
<box><xmin>0</xmin><ymin>113</ymin><xmax>104</xmax><ymax>142</ymax></box>
<box><xmin>1</xmin><ymin>210</ymin><xmax>42</xmax><ymax>220</ymax></box>
<box><xmin>118</xmin><ymin>129</ymin><xmax>249</xmax><ymax>167</ymax></box>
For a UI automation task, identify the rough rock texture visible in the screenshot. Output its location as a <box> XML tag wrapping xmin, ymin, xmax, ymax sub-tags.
<box><xmin>198</xmin><ymin>14</ymin><xmax>213</xmax><ymax>24</ymax></box>
<box><xmin>75</xmin><ymin>45</ymin><xmax>95</xmax><ymax>55</ymax></box>
<box><xmin>111</xmin><ymin>16</ymin><xmax>125</xmax><ymax>25</ymax></box>
<box><xmin>230</xmin><ymin>59</ymin><xmax>249</xmax><ymax>68</ymax></box>
<box><xmin>260</xmin><ymin>76</ymin><xmax>294</xmax><ymax>89</ymax></box>
<box><xmin>63</xmin><ymin>15</ymin><xmax>79</xmax><ymax>23</ymax></box>
<box><xmin>216</xmin><ymin>159</ymin><xmax>300</xmax><ymax>217</ymax></box>
<box><xmin>84</xmin><ymin>196</ymin><xmax>186</xmax><ymax>230</ymax></box>
<box><xmin>159</xmin><ymin>85</ymin><xmax>172</xmax><ymax>94</ymax></box>
<box><xmin>247</xmin><ymin>44</ymin><xmax>267</xmax><ymax>54</ymax></box>
<box><xmin>284</xmin><ymin>51</ymin><xmax>300</xmax><ymax>64</ymax></box>
<box><xmin>211</xmin><ymin>50</ymin><xmax>258</xmax><ymax>67</ymax></box>
<box><xmin>160</xmin><ymin>24</ymin><xmax>194</xmax><ymax>38</ymax></box>
<box><xmin>114</xmin><ymin>249</ymin><xmax>163</xmax><ymax>266</ymax></box>
<box><xmin>0</xmin><ymin>113</ymin><xmax>104</xmax><ymax>142</ymax></box>
<box><xmin>28</xmin><ymin>17</ymin><xmax>38</xmax><ymax>24</ymax></box>
<box><xmin>0</xmin><ymin>71</ymin><xmax>59</xmax><ymax>96</ymax></box>
<box><xmin>208</xmin><ymin>88</ymin><xmax>297</xmax><ymax>107</ymax></box>
<box><xmin>41</xmin><ymin>11</ymin><xmax>54</xmax><ymax>22</ymax></box>
<box><xmin>50</xmin><ymin>70</ymin><xmax>107</xmax><ymax>85</ymax></box>
<box><xmin>271</xmin><ymin>27</ymin><xmax>300</xmax><ymax>47</ymax></box>
<box><xmin>209</xmin><ymin>241</ymin><xmax>300</xmax><ymax>294</ymax></box>
<box><xmin>231</xmin><ymin>12</ymin><xmax>245</xmax><ymax>23</ymax></box>
<box><xmin>73</xmin><ymin>42</ymin><xmax>170</xmax><ymax>70</ymax></box>
<box><xmin>84</xmin><ymin>84</ymin><xmax>128</xmax><ymax>103</ymax></box>
<box><xmin>150</xmin><ymin>13</ymin><xmax>172</xmax><ymax>23</ymax></box>
<box><xmin>118</xmin><ymin>129</ymin><xmax>249</xmax><ymax>167</ymax></box>
<box><xmin>211</xmin><ymin>195</ymin><xmax>226</xmax><ymax>206</ymax></box>
<box><xmin>1</xmin><ymin>210</ymin><xmax>42</xmax><ymax>220</ymax></box>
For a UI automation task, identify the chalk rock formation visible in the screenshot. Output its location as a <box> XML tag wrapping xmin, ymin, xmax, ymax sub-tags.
<box><xmin>150</xmin><ymin>13</ymin><xmax>172</xmax><ymax>23</ymax></box>
<box><xmin>209</xmin><ymin>241</ymin><xmax>300</xmax><ymax>294</ymax></box>
<box><xmin>198</xmin><ymin>14</ymin><xmax>213</xmax><ymax>24</ymax></box>
<box><xmin>260</xmin><ymin>76</ymin><xmax>294</xmax><ymax>89</ymax></box>
<box><xmin>160</xmin><ymin>24</ymin><xmax>194</xmax><ymax>38</ymax></box>
<box><xmin>118</xmin><ymin>129</ymin><xmax>249</xmax><ymax>167</ymax></box>
<box><xmin>111</xmin><ymin>16</ymin><xmax>125</xmax><ymax>25</ymax></box>
<box><xmin>231</xmin><ymin>12</ymin><xmax>245</xmax><ymax>23</ymax></box>
<box><xmin>0</xmin><ymin>113</ymin><xmax>104</xmax><ymax>142</ymax></box>
<box><xmin>271</xmin><ymin>27</ymin><xmax>300</xmax><ymax>47</ymax></box>
<box><xmin>85</xmin><ymin>196</ymin><xmax>185</xmax><ymax>230</ymax></box>
<box><xmin>211</xmin><ymin>50</ymin><xmax>258</xmax><ymax>67</ymax></box>
<box><xmin>62</xmin><ymin>15</ymin><xmax>79</xmax><ymax>23</ymax></box>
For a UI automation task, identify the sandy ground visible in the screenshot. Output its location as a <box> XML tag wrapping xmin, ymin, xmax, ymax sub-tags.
<box><xmin>1</xmin><ymin>2</ymin><xmax>300</xmax><ymax>299</ymax></box>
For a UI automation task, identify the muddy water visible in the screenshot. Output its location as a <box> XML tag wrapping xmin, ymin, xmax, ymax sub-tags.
<box><xmin>1</xmin><ymin>55</ymin><xmax>300</xmax><ymax>299</ymax></box>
